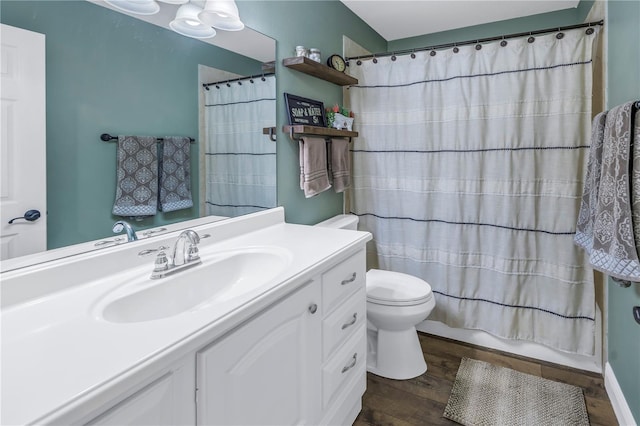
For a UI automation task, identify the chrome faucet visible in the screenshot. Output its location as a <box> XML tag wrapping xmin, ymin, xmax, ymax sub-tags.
<box><xmin>112</xmin><ymin>220</ymin><xmax>138</xmax><ymax>242</ymax></box>
<box><xmin>150</xmin><ymin>229</ymin><xmax>201</xmax><ymax>279</ymax></box>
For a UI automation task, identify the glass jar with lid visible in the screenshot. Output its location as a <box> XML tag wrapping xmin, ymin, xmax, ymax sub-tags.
<box><xmin>309</xmin><ymin>48</ymin><xmax>321</xmax><ymax>62</ymax></box>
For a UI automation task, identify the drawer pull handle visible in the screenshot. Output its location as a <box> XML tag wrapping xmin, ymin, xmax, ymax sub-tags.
<box><xmin>308</xmin><ymin>303</ymin><xmax>318</xmax><ymax>314</ymax></box>
<box><xmin>341</xmin><ymin>313</ymin><xmax>358</xmax><ymax>330</ymax></box>
<box><xmin>342</xmin><ymin>353</ymin><xmax>358</xmax><ymax>373</ymax></box>
<box><xmin>341</xmin><ymin>272</ymin><xmax>357</xmax><ymax>285</ymax></box>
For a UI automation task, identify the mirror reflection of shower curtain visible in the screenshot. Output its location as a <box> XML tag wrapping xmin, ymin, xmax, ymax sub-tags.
<box><xmin>204</xmin><ymin>74</ymin><xmax>276</xmax><ymax>217</ymax></box>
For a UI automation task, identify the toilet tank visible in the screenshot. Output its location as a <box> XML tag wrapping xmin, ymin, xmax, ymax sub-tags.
<box><xmin>314</xmin><ymin>214</ymin><xmax>359</xmax><ymax>230</ymax></box>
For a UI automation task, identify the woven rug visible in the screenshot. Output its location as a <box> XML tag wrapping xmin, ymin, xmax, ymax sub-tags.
<box><xmin>443</xmin><ymin>358</ymin><xmax>589</xmax><ymax>426</ymax></box>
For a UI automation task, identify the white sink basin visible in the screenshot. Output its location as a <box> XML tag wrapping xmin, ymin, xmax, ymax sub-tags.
<box><xmin>97</xmin><ymin>247</ymin><xmax>291</xmax><ymax>323</ymax></box>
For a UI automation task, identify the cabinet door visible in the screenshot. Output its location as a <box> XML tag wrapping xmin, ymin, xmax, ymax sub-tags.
<box><xmin>85</xmin><ymin>362</ymin><xmax>194</xmax><ymax>426</ymax></box>
<box><xmin>196</xmin><ymin>280</ymin><xmax>322</xmax><ymax>425</ymax></box>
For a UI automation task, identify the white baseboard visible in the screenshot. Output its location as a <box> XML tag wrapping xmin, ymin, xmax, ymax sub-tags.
<box><xmin>417</xmin><ymin>305</ymin><xmax>603</xmax><ymax>373</ymax></box>
<box><xmin>605</xmin><ymin>362</ymin><xmax>638</xmax><ymax>426</ymax></box>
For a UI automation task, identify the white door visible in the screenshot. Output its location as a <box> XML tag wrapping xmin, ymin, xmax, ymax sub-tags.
<box><xmin>0</xmin><ymin>24</ymin><xmax>46</xmax><ymax>261</ymax></box>
<box><xmin>196</xmin><ymin>281</ymin><xmax>322</xmax><ymax>425</ymax></box>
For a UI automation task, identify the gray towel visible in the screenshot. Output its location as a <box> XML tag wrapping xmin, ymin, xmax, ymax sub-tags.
<box><xmin>575</xmin><ymin>112</ymin><xmax>607</xmax><ymax>251</ymax></box>
<box><xmin>299</xmin><ymin>136</ymin><xmax>331</xmax><ymax>198</ymax></box>
<box><xmin>112</xmin><ymin>135</ymin><xmax>158</xmax><ymax>217</ymax></box>
<box><xmin>579</xmin><ymin>102</ymin><xmax>640</xmax><ymax>280</ymax></box>
<box><xmin>159</xmin><ymin>136</ymin><xmax>193</xmax><ymax>212</ymax></box>
<box><xmin>330</xmin><ymin>138</ymin><xmax>351</xmax><ymax>193</ymax></box>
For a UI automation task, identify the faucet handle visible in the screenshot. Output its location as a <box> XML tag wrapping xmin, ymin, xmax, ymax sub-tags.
<box><xmin>186</xmin><ymin>244</ymin><xmax>200</xmax><ymax>262</ymax></box>
<box><xmin>153</xmin><ymin>251</ymin><xmax>169</xmax><ymax>272</ymax></box>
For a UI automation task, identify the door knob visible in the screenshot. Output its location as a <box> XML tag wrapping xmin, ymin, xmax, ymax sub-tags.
<box><xmin>8</xmin><ymin>209</ymin><xmax>41</xmax><ymax>224</ymax></box>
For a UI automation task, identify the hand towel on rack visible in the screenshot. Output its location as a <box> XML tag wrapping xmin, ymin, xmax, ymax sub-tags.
<box><xmin>575</xmin><ymin>111</ymin><xmax>607</xmax><ymax>251</ymax></box>
<box><xmin>112</xmin><ymin>135</ymin><xmax>158</xmax><ymax>218</ymax></box>
<box><xmin>159</xmin><ymin>136</ymin><xmax>193</xmax><ymax>212</ymax></box>
<box><xmin>586</xmin><ymin>102</ymin><xmax>640</xmax><ymax>281</ymax></box>
<box><xmin>330</xmin><ymin>138</ymin><xmax>351</xmax><ymax>193</ymax></box>
<box><xmin>299</xmin><ymin>136</ymin><xmax>331</xmax><ymax>198</ymax></box>
<box><xmin>630</xmin><ymin>107</ymin><xmax>640</xmax><ymax>258</ymax></box>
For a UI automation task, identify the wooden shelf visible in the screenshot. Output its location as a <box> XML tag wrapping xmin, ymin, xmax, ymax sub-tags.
<box><xmin>283</xmin><ymin>125</ymin><xmax>358</xmax><ymax>140</ymax></box>
<box><xmin>283</xmin><ymin>56</ymin><xmax>358</xmax><ymax>86</ymax></box>
<box><xmin>262</xmin><ymin>127</ymin><xmax>277</xmax><ymax>141</ymax></box>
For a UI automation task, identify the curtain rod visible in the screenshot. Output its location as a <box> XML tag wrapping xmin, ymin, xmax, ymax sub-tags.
<box><xmin>203</xmin><ymin>72</ymin><xmax>275</xmax><ymax>90</ymax></box>
<box><xmin>346</xmin><ymin>20</ymin><xmax>604</xmax><ymax>62</ymax></box>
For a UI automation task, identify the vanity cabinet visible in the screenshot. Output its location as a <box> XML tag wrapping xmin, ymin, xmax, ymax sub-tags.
<box><xmin>196</xmin><ymin>279</ymin><xmax>322</xmax><ymax>425</ymax></box>
<box><xmin>85</xmin><ymin>359</ymin><xmax>195</xmax><ymax>426</ymax></box>
<box><xmin>196</xmin><ymin>249</ymin><xmax>367</xmax><ymax>426</ymax></box>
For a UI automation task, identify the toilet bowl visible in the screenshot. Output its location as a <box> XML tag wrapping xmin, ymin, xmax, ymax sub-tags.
<box><xmin>315</xmin><ymin>214</ymin><xmax>436</xmax><ymax>380</ymax></box>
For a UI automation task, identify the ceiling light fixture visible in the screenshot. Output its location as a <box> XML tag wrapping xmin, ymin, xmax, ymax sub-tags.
<box><xmin>104</xmin><ymin>0</ymin><xmax>160</xmax><ymax>15</ymax></box>
<box><xmin>198</xmin><ymin>0</ymin><xmax>244</xmax><ymax>31</ymax></box>
<box><xmin>170</xmin><ymin>3</ymin><xmax>217</xmax><ymax>39</ymax></box>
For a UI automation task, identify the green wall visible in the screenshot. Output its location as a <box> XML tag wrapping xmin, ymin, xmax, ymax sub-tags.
<box><xmin>606</xmin><ymin>1</ymin><xmax>640</xmax><ymax>423</ymax></box>
<box><xmin>1</xmin><ymin>0</ymin><xmax>263</xmax><ymax>249</ymax></box>
<box><xmin>1</xmin><ymin>0</ymin><xmax>385</xmax><ymax>248</ymax></box>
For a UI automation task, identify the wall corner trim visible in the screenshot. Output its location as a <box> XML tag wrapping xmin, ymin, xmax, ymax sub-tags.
<box><xmin>605</xmin><ymin>362</ymin><xmax>638</xmax><ymax>426</ymax></box>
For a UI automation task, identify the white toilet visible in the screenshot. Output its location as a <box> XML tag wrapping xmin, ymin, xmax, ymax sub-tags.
<box><xmin>315</xmin><ymin>214</ymin><xmax>436</xmax><ymax>380</ymax></box>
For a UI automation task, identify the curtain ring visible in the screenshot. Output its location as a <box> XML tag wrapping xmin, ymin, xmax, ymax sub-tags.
<box><xmin>586</xmin><ymin>26</ymin><xmax>595</xmax><ymax>35</ymax></box>
<box><xmin>411</xmin><ymin>49</ymin><xmax>416</xmax><ymax>59</ymax></box>
<box><xmin>500</xmin><ymin>36</ymin><xmax>507</xmax><ymax>47</ymax></box>
<box><xmin>475</xmin><ymin>40</ymin><xmax>482</xmax><ymax>50</ymax></box>
<box><xmin>527</xmin><ymin>35</ymin><xmax>535</xmax><ymax>43</ymax></box>
<box><xmin>556</xmin><ymin>32</ymin><xmax>564</xmax><ymax>39</ymax></box>
<box><xmin>249</xmin><ymin>78</ymin><xmax>254</xmax><ymax>83</ymax></box>
<box><xmin>226</xmin><ymin>82</ymin><xmax>231</xmax><ymax>87</ymax></box>
<box><xmin>356</xmin><ymin>59</ymin><xmax>362</xmax><ymax>65</ymax></box>
<box><xmin>453</xmin><ymin>43</ymin><xmax>459</xmax><ymax>53</ymax></box>
<box><xmin>372</xmin><ymin>55</ymin><xmax>378</xmax><ymax>64</ymax></box>
<box><xmin>238</xmin><ymin>81</ymin><xmax>242</xmax><ymax>85</ymax></box>
<box><xmin>391</xmin><ymin>53</ymin><xmax>397</xmax><ymax>61</ymax></box>
<box><xmin>215</xmin><ymin>85</ymin><xmax>220</xmax><ymax>89</ymax></box>
<box><xmin>430</xmin><ymin>49</ymin><xmax>436</xmax><ymax>57</ymax></box>
<box><xmin>261</xmin><ymin>73</ymin><xmax>266</xmax><ymax>81</ymax></box>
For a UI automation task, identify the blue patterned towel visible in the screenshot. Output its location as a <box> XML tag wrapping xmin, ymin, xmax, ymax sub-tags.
<box><xmin>158</xmin><ymin>136</ymin><xmax>193</xmax><ymax>212</ymax></box>
<box><xmin>112</xmin><ymin>136</ymin><xmax>158</xmax><ymax>217</ymax></box>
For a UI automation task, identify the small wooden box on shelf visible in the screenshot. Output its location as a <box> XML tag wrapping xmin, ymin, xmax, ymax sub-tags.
<box><xmin>283</xmin><ymin>56</ymin><xmax>358</xmax><ymax>86</ymax></box>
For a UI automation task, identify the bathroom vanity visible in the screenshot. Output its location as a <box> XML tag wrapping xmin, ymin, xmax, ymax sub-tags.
<box><xmin>0</xmin><ymin>208</ymin><xmax>371</xmax><ymax>425</ymax></box>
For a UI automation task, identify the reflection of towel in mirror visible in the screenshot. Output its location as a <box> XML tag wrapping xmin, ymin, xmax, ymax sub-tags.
<box><xmin>299</xmin><ymin>136</ymin><xmax>331</xmax><ymax>198</ymax></box>
<box><xmin>330</xmin><ymin>138</ymin><xmax>350</xmax><ymax>193</ymax></box>
<box><xmin>112</xmin><ymin>135</ymin><xmax>158</xmax><ymax>218</ymax></box>
<box><xmin>159</xmin><ymin>136</ymin><xmax>193</xmax><ymax>212</ymax></box>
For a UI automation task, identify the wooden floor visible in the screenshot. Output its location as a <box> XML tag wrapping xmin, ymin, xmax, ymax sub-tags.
<box><xmin>354</xmin><ymin>333</ymin><xmax>618</xmax><ymax>426</ymax></box>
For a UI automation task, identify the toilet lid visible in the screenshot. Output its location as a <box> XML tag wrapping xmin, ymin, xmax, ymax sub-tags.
<box><xmin>366</xmin><ymin>269</ymin><xmax>433</xmax><ymax>306</ymax></box>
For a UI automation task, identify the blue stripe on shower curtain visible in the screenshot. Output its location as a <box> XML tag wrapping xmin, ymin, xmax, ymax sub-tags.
<box><xmin>346</xmin><ymin>27</ymin><xmax>599</xmax><ymax>355</ymax></box>
<box><xmin>204</xmin><ymin>75</ymin><xmax>277</xmax><ymax>217</ymax></box>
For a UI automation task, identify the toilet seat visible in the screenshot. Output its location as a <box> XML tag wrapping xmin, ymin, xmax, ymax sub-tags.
<box><xmin>366</xmin><ymin>269</ymin><xmax>433</xmax><ymax>306</ymax></box>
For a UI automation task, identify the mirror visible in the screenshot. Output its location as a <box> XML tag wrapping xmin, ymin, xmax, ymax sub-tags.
<box><xmin>0</xmin><ymin>0</ymin><xmax>276</xmax><ymax>265</ymax></box>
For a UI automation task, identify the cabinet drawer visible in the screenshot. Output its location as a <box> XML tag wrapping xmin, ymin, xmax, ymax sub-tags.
<box><xmin>322</xmin><ymin>288</ymin><xmax>366</xmax><ymax>360</ymax></box>
<box><xmin>322</xmin><ymin>250</ymin><xmax>365</xmax><ymax>311</ymax></box>
<box><xmin>322</xmin><ymin>325</ymin><xmax>366</xmax><ymax>409</ymax></box>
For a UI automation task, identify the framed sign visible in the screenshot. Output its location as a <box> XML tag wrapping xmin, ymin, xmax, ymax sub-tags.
<box><xmin>284</xmin><ymin>93</ymin><xmax>326</xmax><ymax>127</ymax></box>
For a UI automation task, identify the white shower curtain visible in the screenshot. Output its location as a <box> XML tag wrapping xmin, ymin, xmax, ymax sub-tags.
<box><xmin>347</xmin><ymin>28</ymin><xmax>599</xmax><ymax>354</ymax></box>
<box><xmin>204</xmin><ymin>74</ymin><xmax>276</xmax><ymax>217</ymax></box>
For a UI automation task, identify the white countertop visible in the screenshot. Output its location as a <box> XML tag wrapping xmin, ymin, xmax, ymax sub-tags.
<box><xmin>1</xmin><ymin>209</ymin><xmax>371</xmax><ymax>425</ymax></box>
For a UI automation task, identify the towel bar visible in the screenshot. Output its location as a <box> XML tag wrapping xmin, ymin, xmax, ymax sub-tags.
<box><xmin>100</xmin><ymin>133</ymin><xmax>195</xmax><ymax>143</ymax></box>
